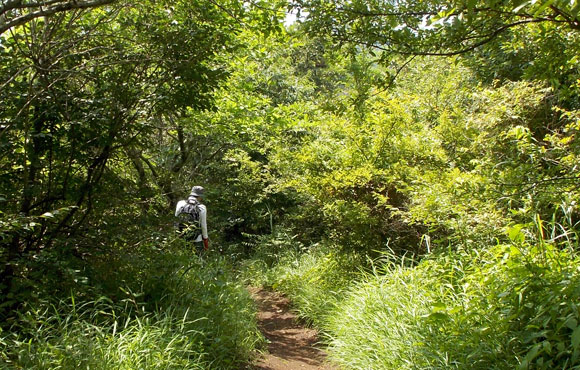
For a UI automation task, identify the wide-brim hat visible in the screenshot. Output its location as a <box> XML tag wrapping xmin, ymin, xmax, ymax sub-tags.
<box><xmin>190</xmin><ymin>185</ymin><xmax>205</xmax><ymax>197</ymax></box>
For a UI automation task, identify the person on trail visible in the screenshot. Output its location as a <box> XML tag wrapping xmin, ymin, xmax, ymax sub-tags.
<box><xmin>175</xmin><ymin>185</ymin><xmax>209</xmax><ymax>252</ymax></box>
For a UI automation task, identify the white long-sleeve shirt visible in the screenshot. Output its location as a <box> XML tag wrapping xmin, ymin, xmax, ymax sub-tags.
<box><xmin>175</xmin><ymin>198</ymin><xmax>208</xmax><ymax>242</ymax></box>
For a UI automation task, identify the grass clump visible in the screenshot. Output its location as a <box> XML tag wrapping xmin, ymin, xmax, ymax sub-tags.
<box><xmin>324</xmin><ymin>241</ymin><xmax>580</xmax><ymax>369</ymax></box>
<box><xmin>243</xmin><ymin>236</ymin><xmax>363</xmax><ymax>327</ymax></box>
<box><xmin>1</xmin><ymin>242</ymin><xmax>263</xmax><ymax>370</ymax></box>
<box><xmin>271</xmin><ymin>248</ymin><xmax>362</xmax><ymax>326</ymax></box>
<box><xmin>4</xmin><ymin>300</ymin><xmax>207</xmax><ymax>369</ymax></box>
<box><xmin>172</xmin><ymin>256</ymin><xmax>264</xmax><ymax>368</ymax></box>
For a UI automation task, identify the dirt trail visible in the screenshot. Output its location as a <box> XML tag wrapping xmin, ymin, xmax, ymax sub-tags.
<box><xmin>247</xmin><ymin>288</ymin><xmax>338</xmax><ymax>370</ymax></box>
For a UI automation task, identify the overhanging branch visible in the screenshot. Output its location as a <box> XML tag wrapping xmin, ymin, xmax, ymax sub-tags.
<box><xmin>0</xmin><ymin>0</ymin><xmax>117</xmax><ymax>34</ymax></box>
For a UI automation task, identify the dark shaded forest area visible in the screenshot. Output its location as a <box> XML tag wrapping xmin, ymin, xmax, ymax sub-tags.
<box><xmin>1</xmin><ymin>0</ymin><xmax>579</xmax><ymax>368</ymax></box>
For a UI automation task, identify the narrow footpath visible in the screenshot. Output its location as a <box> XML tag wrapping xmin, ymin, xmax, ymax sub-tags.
<box><xmin>247</xmin><ymin>288</ymin><xmax>338</xmax><ymax>370</ymax></box>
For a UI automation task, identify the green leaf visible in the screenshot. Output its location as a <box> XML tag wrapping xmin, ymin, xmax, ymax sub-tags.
<box><xmin>542</xmin><ymin>340</ymin><xmax>552</xmax><ymax>354</ymax></box>
<box><xmin>507</xmin><ymin>224</ymin><xmax>526</xmax><ymax>243</ymax></box>
<box><xmin>520</xmin><ymin>343</ymin><xmax>542</xmax><ymax>369</ymax></box>
<box><xmin>533</xmin><ymin>0</ymin><xmax>557</xmax><ymax>17</ymax></box>
<box><xmin>565</xmin><ymin>318</ymin><xmax>578</xmax><ymax>330</ymax></box>
<box><xmin>432</xmin><ymin>302</ymin><xmax>447</xmax><ymax>312</ymax></box>
<box><xmin>571</xmin><ymin>326</ymin><xmax>580</xmax><ymax>349</ymax></box>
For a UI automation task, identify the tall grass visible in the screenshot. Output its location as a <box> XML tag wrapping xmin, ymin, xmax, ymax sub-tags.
<box><xmin>1</xmin><ymin>250</ymin><xmax>263</xmax><ymax>369</ymax></box>
<box><xmin>4</xmin><ymin>299</ymin><xmax>207</xmax><ymax>369</ymax></box>
<box><xmin>261</xmin><ymin>222</ymin><xmax>580</xmax><ymax>369</ymax></box>
<box><xmin>324</xmin><ymin>249</ymin><xmax>508</xmax><ymax>369</ymax></box>
<box><xmin>268</xmin><ymin>246</ymin><xmax>363</xmax><ymax>327</ymax></box>
<box><xmin>325</xmin><ymin>241</ymin><xmax>580</xmax><ymax>369</ymax></box>
<box><xmin>240</xmin><ymin>233</ymin><xmax>363</xmax><ymax>327</ymax></box>
<box><xmin>171</xmin><ymin>256</ymin><xmax>264</xmax><ymax>368</ymax></box>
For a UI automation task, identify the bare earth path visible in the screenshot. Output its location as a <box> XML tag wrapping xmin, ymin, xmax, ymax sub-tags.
<box><xmin>247</xmin><ymin>288</ymin><xmax>338</xmax><ymax>370</ymax></box>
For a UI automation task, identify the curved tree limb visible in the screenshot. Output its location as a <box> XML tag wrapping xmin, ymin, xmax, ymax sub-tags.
<box><xmin>0</xmin><ymin>0</ymin><xmax>117</xmax><ymax>34</ymax></box>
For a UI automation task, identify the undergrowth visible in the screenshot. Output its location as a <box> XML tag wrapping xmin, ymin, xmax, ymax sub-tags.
<box><xmin>326</xmin><ymin>242</ymin><xmax>580</xmax><ymax>369</ymax></box>
<box><xmin>254</xmin><ymin>221</ymin><xmax>580</xmax><ymax>369</ymax></box>
<box><xmin>239</xmin><ymin>230</ymin><xmax>363</xmax><ymax>326</ymax></box>
<box><xmin>1</xmin><ymin>238</ymin><xmax>263</xmax><ymax>369</ymax></box>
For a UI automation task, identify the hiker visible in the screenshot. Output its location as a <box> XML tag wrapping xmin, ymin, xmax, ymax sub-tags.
<box><xmin>175</xmin><ymin>185</ymin><xmax>209</xmax><ymax>252</ymax></box>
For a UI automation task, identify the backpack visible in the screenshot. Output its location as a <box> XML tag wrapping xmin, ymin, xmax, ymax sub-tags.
<box><xmin>177</xmin><ymin>199</ymin><xmax>201</xmax><ymax>238</ymax></box>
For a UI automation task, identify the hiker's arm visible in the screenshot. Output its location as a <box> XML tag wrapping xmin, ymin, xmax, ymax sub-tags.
<box><xmin>175</xmin><ymin>200</ymin><xmax>186</xmax><ymax>217</ymax></box>
<box><xmin>199</xmin><ymin>205</ymin><xmax>209</xmax><ymax>247</ymax></box>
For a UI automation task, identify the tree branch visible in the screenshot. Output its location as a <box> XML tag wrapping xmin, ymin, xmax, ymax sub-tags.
<box><xmin>334</xmin><ymin>18</ymin><xmax>550</xmax><ymax>56</ymax></box>
<box><xmin>0</xmin><ymin>0</ymin><xmax>117</xmax><ymax>34</ymax></box>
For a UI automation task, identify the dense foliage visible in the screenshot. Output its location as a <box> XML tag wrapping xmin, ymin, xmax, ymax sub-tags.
<box><xmin>1</xmin><ymin>0</ymin><xmax>579</xmax><ymax>368</ymax></box>
<box><xmin>2</xmin><ymin>244</ymin><xmax>263</xmax><ymax>368</ymax></box>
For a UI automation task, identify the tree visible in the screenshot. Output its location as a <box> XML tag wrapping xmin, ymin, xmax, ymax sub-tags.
<box><xmin>0</xmin><ymin>0</ymin><xmax>254</xmax><ymax>314</ymax></box>
<box><xmin>291</xmin><ymin>0</ymin><xmax>580</xmax><ymax>56</ymax></box>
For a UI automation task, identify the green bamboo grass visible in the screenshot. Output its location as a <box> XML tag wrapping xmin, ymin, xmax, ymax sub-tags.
<box><xmin>1</xmin><ymin>255</ymin><xmax>263</xmax><ymax>369</ymax></box>
<box><xmin>262</xmin><ymin>222</ymin><xmax>580</xmax><ymax>369</ymax></box>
